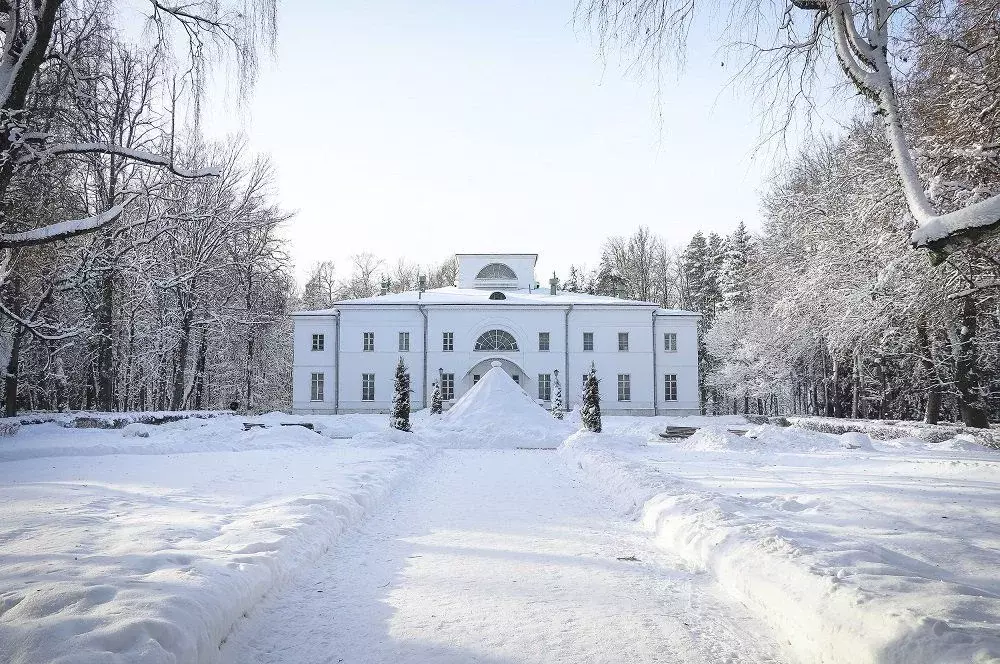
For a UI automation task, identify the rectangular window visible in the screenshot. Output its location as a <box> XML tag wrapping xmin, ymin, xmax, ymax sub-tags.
<box><xmin>618</xmin><ymin>332</ymin><xmax>629</xmax><ymax>352</ymax></box>
<box><xmin>311</xmin><ymin>334</ymin><xmax>325</xmax><ymax>351</ymax></box>
<box><xmin>363</xmin><ymin>332</ymin><xmax>375</xmax><ymax>352</ymax></box>
<box><xmin>583</xmin><ymin>332</ymin><xmax>594</xmax><ymax>351</ymax></box>
<box><xmin>442</xmin><ymin>331</ymin><xmax>454</xmax><ymax>352</ymax></box>
<box><xmin>664</xmin><ymin>374</ymin><xmax>678</xmax><ymax>402</ymax></box>
<box><xmin>617</xmin><ymin>374</ymin><xmax>631</xmax><ymax>401</ymax></box>
<box><xmin>664</xmin><ymin>332</ymin><xmax>677</xmax><ymax>352</ymax></box>
<box><xmin>538</xmin><ymin>332</ymin><xmax>550</xmax><ymax>351</ymax></box>
<box><xmin>310</xmin><ymin>372</ymin><xmax>324</xmax><ymax>401</ymax></box>
<box><xmin>538</xmin><ymin>374</ymin><xmax>551</xmax><ymax>401</ymax></box>
<box><xmin>441</xmin><ymin>373</ymin><xmax>455</xmax><ymax>400</ymax></box>
<box><xmin>473</xmin><ymin>374</ymin><xmax>481</xmax><ymax>385</ymax></box>
<box><xmin>399</xmin><ymin>331</ymin><xmax>410</xmax><ymax>352</ymax></box>
<box><xmin>361</xmin><ymin>373</ymin><xmax>375</xmax><ymax>401</ymax></box>
<box><xmin>511</xmin><ymin>374</ymin><xmax>520</xmax><ymax>385</ymax></box>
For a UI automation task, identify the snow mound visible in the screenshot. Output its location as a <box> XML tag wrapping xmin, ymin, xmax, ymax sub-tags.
<box><xmin>678</xmin><ymin>426</ymin><xmax>759</xmax><ymax>452</ymax></box>
<box><xmin>121</xmin><ymin>422</ymin><xmax>149</xmax><ymax>438</ymax></box>
<box><xmin>431</xmin><ymin>365</ymin><xmax>573</xmax><ymax>448</ymax></box>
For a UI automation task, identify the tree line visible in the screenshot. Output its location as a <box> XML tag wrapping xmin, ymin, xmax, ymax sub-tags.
<box><xmin>0</xmin><ymin>0</ymin><xmax>291</xmax><ymax>416</ymax></box>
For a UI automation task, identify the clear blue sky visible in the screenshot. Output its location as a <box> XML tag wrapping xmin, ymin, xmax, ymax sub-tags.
<box><xmin>203</xmin><ymin>0</ymin><xmax>794</xmax><ymax>284</ymax></box>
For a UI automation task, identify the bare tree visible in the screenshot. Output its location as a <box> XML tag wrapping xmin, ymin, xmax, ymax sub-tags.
<box><xmin>0</xmin><ymin>0</ymin><xmax>278</xmax><ymax>251</ymax></box>
<box><xmin>576</xmin><ymin>0</ymin><xmax>1000</xmax><ymax>257</ymax></box>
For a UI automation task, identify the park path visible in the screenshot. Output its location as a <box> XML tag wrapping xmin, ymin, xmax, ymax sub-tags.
<box><xmin>220</xmin><ymin>449</ymin><xmax>786</xmax><ymax>664</ymax></box>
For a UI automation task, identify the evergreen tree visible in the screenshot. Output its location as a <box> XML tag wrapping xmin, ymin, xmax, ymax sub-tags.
<box><xmin>718</xmin><ymin>221</ymin><xmax>755</xmax><ymax>311</ymax></box>
<box><xmin>581</xmin><ymin>363</ymin><xmax>602</xmax><ymax>433</ymax></box>
<box><xmin>565</xmin><ymin>266</ymin><xmax>580</xmax><ymax>293</ymax></box>
<box><xmin>390</xmin><ymin>357</ymin><xmax>411</xmax><ymax>431</ymax></box>
<box><xmin>551</xmin><ymin>370</ymin><xmax>564</xmax><ymax>420</ymax></box>
<box><xmin>682</xmin><ymin>231</ymin><xmax>725</xmax><ymax>414</ymax></box>
<box><xmin>430</xmin><ymin>382</ymin><xmax>443</xmax><ymax>415</ymax></box>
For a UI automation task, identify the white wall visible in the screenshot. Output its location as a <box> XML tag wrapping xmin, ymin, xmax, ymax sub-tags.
<box><xmin>654</xmin><ymin>314</ymin><xmax>701</xmax><ymax>414</ymax></box>
<box><xmin>455</xmin><ymin>254</ymin><xmax>537</xmax><ymax>290</ymax></box>
<box><xmin>291</xmin><ymin>314</ymin><xmax>338</xmax><ymax>414</ymax></box>
<box><xmin>338</xmin><ymin>308</ymin><xmax>424</xmax><ymax>413</ymax></box>
<box><xmin>291</xmin><ymin>304</ymin><xmax>701</xmax><ymax>416</ymax></box>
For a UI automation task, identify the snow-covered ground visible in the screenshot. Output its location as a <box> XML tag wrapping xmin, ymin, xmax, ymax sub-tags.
<box><xmin>1</xmin><ymin>389</ymin><xmax>997</xmax><ymax>664</ymax></box>
<box><xmin>220</xmin><ymin>448</ymin><xmax>784</xmax><ymax>663</ymax></box>
<box><xmin>0</xmin><ymin>414</ymin><xmax>428</xmax><ymax>664</ymax></box>
<box><xmin>563</xmin><ymin>416</ymin><xmax>1000</xmax><ymax>664</ymax></box>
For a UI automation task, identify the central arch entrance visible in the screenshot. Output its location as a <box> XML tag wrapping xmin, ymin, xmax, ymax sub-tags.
<box><xmin>464</xmin><ymin>357</ymin><xmax>527</xmax><ymax>394</ymax></box>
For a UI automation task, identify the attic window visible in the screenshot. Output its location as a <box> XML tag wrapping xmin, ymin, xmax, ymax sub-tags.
<box><xmin>489</xmin><ymin>291</ymin><xmax>506</xmax><ymax>300</ymax></box>
<box><xmin>476</xmin><ymin>263</ymin><xmax>517</xmax><ymax>280</ymax></box>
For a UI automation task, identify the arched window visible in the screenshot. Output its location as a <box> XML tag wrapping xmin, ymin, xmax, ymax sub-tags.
<box><xmin>489</xmin><ymin>291</ymin><xmax>506</xmax><ymax>300</ymax></box>
<box><xmin>474</xmin><ymin>329</ymin><xmax>519</xmax><ymax>351</ymax></box>
<box><xmin>476</xmin><ymin>263</ymin><xmax>517</xmax><ymax>280</ymax></box>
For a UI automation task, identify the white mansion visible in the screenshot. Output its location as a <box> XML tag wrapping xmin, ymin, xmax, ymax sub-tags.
<box><xmin>291</xmin><ymin>253</ymin><xmax>700</xmax><ymax>415</ymax></box>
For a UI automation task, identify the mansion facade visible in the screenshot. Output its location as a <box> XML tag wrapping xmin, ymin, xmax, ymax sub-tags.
<box><xmin>291</xmin><ymin>253</ymin><xmax>700</xmax><ymax>415</ymax></box>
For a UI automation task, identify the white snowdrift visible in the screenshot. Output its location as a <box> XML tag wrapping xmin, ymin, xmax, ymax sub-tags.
<box><xmin>562</xmin><ymin>418</ymin><xmax>1000</xmax><ymax>664</ymax></box>
<box><xmin>427</xmin><ymin>365</ymin><xmax>573</xmax><ymax>448</ymax></box>
<box><xmin>0</xmin><ymin>417</ymin><xmax>431</xmax><ymax>664</ymax></box>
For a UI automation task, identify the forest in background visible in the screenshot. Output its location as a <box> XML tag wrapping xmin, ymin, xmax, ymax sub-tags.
<box><xmin>1</xmin><ymin>0</ymin><xmax>997</xmax><ymax>426</ymax></box>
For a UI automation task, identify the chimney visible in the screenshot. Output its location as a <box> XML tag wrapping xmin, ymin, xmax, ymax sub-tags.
<box><xmin>549</xmin><ymin>272</ymin><xmax>559</xmax><ymax>296</ymax></box>
<box><xmin>418</xmin><ymin>275</ymin><xmax>426</xmax><ymax>299</ymax></box>
<box><xmin>379</xmin><ymin>277</ymin><xmax>390</xmax><ymax>296</ymax></box>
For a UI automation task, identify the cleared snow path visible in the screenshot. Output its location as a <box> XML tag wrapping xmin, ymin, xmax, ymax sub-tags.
<box><xmin>221</xmin><ymin>449</ymin><xmax>785</xmax><ymax>664</ymax></box>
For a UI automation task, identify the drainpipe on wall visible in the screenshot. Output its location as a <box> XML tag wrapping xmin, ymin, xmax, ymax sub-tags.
<box><xmin>564</xmin><ymin>304</ymin><xmax>573</xmax><ymax>409</ymax></box>
<box><xmin>334</xmin><ymin>312</ymin><xmax>341</xmax><ymax>414</ymax></box>
<box><xmin>651</xmin><ymin>309</ymin><xmax>657</xmax><ymax>416</ymax></box>
<box><xmin>419</xmin><ymin>304</ymin><xmax>428</xmax><ymax>409</ymax></box>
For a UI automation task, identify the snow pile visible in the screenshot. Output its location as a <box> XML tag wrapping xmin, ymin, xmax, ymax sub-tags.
<box><xmin>671</xmin><ymin>425</ymin><xmax>876</xmax><ymax>454</ymax></box>
<box><xmin>429</xmin><ymin>365</ymin><xmax>574</xmax><ymax>448</ymax></box>
<box><xmin>0</xmin><ymin>419</ymin><xmax>432</xmax><ymax>664</ymax></box>
<box><xmin>562</xmin><ymin>417</ymin><xmax>1000</xmax><ymax>664</ymax></box>
<box><xmin>679</xmin><ymin>426</ymin><xmax>759</xmax><ymax>452</ymax></box>
<box><xmin>121</xmin><ymin>422</ymin><xmax>150</xmax><ymax>438</ymax></box>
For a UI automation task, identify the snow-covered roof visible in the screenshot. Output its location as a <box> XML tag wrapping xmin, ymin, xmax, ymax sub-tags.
<box><xmin>292</xmin><ymin>287</ymin><xmax>700</xmax><ymax>316</ymax></box>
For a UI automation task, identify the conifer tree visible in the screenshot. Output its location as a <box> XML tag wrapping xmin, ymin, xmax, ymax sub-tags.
<box><xmin>390</xmin><ymin>357</ymin><xmax>411</xmax><ymax>431</ymax></box>
<box><xmin>430</xmin><ymin>382</ymin><xmax>443</xmax><ymax>415</ymax></box>
<box><xmin>719</xmin><ymin>221</ymin><xmax>755</xmax><ymax>311</ymax></box>
<box><xmin>551</xmin><ymin>370</ymin><xmax>564</xmax><ymax>420</ymax></box>
<box><xmin>581</xmin><ymin>363</ymin><xmax>602</xmax><ymax>433</ymax></box>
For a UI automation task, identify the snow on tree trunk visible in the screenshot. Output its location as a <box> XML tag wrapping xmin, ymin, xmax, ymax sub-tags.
<box><xmin>581</xmin><ymin>364</ymin><xmax>602</xmax><ymax>433</ymax></box>
<box><xmin>391</xmin><ymin>357</ymin><xmax>412</xmax><ymax>432</ymax></box>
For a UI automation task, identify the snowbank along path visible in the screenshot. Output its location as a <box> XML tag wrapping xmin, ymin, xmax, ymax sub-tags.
<box><xmin>221</xmin><ymin>449</ymin><xmax>785</xmax><ymax>663</ymax></box>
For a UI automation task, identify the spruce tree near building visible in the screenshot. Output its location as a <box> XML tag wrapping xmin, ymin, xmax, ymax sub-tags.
<box><xmin>430</xmin><ymin>382</ymin><xmax>443</xmax><ymax>415</ymax></box>
<box><xmin>551</xmin><ymin>370</ymin><xmax>564</xmax><ymax>420</ymax></box>
<box><xmin>581</xmin><ymin>364</ymin><xmax>602</xmax><ymax>433</ymax></box>
<box><xmin>391</xmin><ymin>358</ymin><xmax>411</xmax><ymax>432</ymax></box>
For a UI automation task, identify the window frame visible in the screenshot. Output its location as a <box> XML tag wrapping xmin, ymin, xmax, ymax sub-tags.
<box><xmin>617</xmin><ymin>373</ymin><xmax>631</xmax><ymax>402</ymax></box>
<box><xmin>538</xmin><ymin>331</ymin><xmax>550</xmax><ymax>352</ymax></box>
<box><xmin>310</xmin><ymin>372</ymin><xmax>325</xmax><ymax>402</ymax></box>
<box><xmin>582</xmin><ymin>332</ymin><xmax>594</xmax><ymax>352</ymax></box>
<box><xmin>618</xmin><ymin>332</ymin><xmax>629</xmax><ymax>352</ymax></box>
<box><xmin>363</xmin><ymin>331</ymin><xmax>375</xmax><ymax>352</ymax></box>
<box><xmin>664</xmin><ymin>332</ymin><xmax>677</xmax><ymax>352</ymax></box>
<box><xmin>311</xmin><ymin>333</ymin><xmax>325</xmax><ymax>352</ymax></box>
<box><xmin>474</xmin><ymin>329</ymin><xmax>519</xmax><ymax>352</ymax></box>
<box><xmin>361</xmin><ymin>373</ymin><xmax>375</xmax><ymax>401</ymax></box>
<box><xmin>664</xmin><ymin>374</ymin><xmax>678</xmax><ymax>402</ymax></box>
<box><xmin>538</xmin><ymin>373</ymin><xmax>552</xmax><ymax>401</ymax></box>
<box><xmin>399</xmin><ymin>331</ymin><xmax>410</xmax><ymax>352</ymax></box>
<box><xmin>440</xmin><ymin>373</ymin><xmax>455</xmax><ymax>400</ymax></box>
<box><xmin>443</xmin><ymin>331</ymin><xmax>454</xmax><ymax>352</ymax></box>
